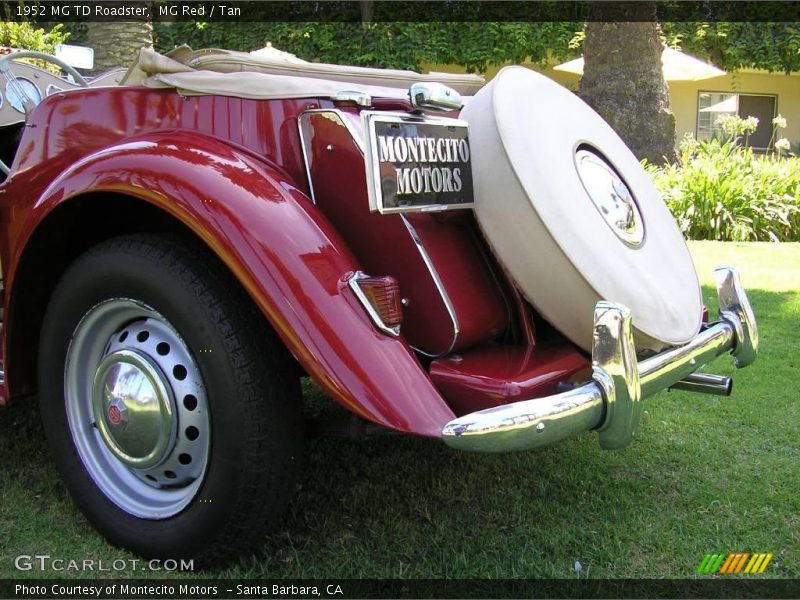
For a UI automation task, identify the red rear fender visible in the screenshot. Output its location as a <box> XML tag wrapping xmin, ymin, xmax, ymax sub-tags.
<box><xmin>16</xmin><ymin>131</ymin><xmax>455</xmax><ymax>436</ymax></box>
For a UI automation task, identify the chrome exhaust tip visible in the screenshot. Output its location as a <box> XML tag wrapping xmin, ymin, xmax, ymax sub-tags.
<box><xmin>670</xmin><ymin>373</ymin><xmax>733</xmax><ymax>397</ymax></box>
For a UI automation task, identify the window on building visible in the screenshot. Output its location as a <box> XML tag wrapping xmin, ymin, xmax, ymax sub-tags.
<box><xmin>697</xmin><ymin>92</ymin><xmax>777</xmax><ymax>149</ymax></box>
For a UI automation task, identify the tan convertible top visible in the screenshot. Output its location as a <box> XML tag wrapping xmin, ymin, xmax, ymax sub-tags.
<box><xmin>122</xmin><ymin>46</ymin><xmax>484</xmax><ymax>100</ymax></box>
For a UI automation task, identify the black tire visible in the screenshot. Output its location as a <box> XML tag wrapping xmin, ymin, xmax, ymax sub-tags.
<box><xmin>38</xmin><ymin>233</ymin><xmax>304</xmax><ymax>565</ymax></box>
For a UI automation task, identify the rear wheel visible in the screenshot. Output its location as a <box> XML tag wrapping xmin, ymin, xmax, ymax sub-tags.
<box><xmin>38</xmin><ymin>234</ymin><xmax>304</xmax><ymax>564</ymax></box>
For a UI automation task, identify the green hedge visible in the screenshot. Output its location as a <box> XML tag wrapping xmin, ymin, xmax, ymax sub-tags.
<box><xmin>648</xmin><ymin>136</ymin><xmax>800</xmax><ymax>242</ymax></box>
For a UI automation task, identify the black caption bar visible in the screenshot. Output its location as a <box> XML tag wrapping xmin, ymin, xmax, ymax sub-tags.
<box><xmin>2</xmin><ymin>578</ymin><xmax>800</xmax><ymax>599</ymax></box>
<box><xmin>1</xmin><ymin>1</ymin><xmax>800</xmax><ymax>22</ymax></box>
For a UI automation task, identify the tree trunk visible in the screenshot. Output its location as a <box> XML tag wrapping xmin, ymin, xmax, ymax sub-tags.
<box><xmin>579</xmin><ymin>6</ymin><xmax>677</xmax><ymax>165</ymax></box>
<box><xmin>360</xmin><ymin>1</ymin><xmax>375</xmax><ymax>22</ymax></box>
<box><xmin>85</xmin><ymin>21</ymin><xmax>153</xmax><ymax>72</ymax></box>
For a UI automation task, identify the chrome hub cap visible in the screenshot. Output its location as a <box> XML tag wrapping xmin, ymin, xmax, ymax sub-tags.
<box><xmin>92</xmin><ymin>350</ymin><xmax>175</xmax><ymax>469</ymax></box>
<box><xmin>65</xmin><ymin>299</ymin><xmax>210</xmax><ymax>519</ymax></box>
<box><xmin>575</xmin><ymin>148</ymin><xmax>645</xmax><ymax>247</ymax></box>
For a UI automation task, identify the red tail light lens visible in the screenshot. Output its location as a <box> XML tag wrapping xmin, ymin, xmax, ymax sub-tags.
<box><xmin>349</xmin><ymin>272</ymin><xmax>403</xmax><ymax>335</ymax></box>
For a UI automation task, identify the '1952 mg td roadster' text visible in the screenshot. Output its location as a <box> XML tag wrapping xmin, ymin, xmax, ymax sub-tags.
<box><xmin>0</xmin><ymin>45</ymin><xmax>758</xmax><ymax>564</ymax></box>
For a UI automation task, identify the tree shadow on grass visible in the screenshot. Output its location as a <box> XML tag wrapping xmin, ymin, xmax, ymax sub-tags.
<box><xmin>0</xmin><ymin>398</ymin><xmax>58</xmax><ymax>496</ymax></box>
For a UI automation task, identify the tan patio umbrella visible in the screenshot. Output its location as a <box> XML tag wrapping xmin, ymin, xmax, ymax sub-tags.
<box><xmin>554</xmin><ymin>47</ymin><xmax>725</xmax><ymax>81</ymax></box>
<box><xmin>249</xmin><ymin>42</ymin><xmax>306</xmax><ymax>63</ymax></box>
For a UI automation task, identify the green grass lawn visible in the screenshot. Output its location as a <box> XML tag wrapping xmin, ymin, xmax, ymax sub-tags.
<box><xmin>1</xmin><ymin>242</ymin><xmax>797</xmax><ymax>579</ymax></box>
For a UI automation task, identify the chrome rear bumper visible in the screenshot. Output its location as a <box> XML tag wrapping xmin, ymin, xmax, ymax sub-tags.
<box><xmin>441</xmin><ymin>267</ymin><xmax>758</xmax><ymax>452</ymax></box>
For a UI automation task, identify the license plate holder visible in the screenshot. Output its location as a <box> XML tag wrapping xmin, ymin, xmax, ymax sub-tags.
<box><xmin>363</xmin><ymin>112</ymin><xmax>474</xmax><ymax>214</ymax></box>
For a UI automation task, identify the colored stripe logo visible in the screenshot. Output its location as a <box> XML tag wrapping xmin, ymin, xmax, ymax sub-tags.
<box><xmin>697</xmin><ymin>553</ymin><xmax>773</xmax><ymax>574</ymax></box>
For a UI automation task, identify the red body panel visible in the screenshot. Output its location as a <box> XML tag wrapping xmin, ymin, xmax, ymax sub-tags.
<box><xmin>430</xmin><ymin>344</ymin><xmax>590</xmax><ymax>415</ymax></box>
<box><xmin>300</xmin><ymin>110</ymin><xmax>509</xmax><ymax>355</ymax></box>
<box><xmin>12</xmin><ymin>88</ymin><xmax>310</xmax><ymax>186</ymax></box>
<box><xmin>0</xmin><ymin>90</ymin><xmax>456</xmax><ymax>434</ymax></box>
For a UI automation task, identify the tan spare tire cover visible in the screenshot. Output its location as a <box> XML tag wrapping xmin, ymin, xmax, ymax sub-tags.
<box><xmin>461</xmin><ymin>66</ymin><xmax>702</xmax><ymax>352</ymax></box>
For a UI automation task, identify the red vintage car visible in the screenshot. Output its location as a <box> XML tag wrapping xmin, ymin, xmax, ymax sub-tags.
<box><xmin>0</xmin><ymin>47</ymin><xmax>758</xmax><ymax>564</ymax></box>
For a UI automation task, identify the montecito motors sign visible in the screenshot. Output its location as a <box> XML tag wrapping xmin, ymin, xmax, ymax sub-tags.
<box><xmin>364</xmin><ymin>113</ymin><xmax>475</xmax><ymax>214</ymax></box>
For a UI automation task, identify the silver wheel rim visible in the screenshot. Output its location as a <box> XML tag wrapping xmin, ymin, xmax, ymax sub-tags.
<box><xmin>65</xmin><ymin>299</ymin><xmax>211</xmax><ymax>519</ymax></box>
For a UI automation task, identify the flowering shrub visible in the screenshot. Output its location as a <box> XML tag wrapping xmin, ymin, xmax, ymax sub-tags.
<box><xmin>647</xmin><ymin>116</ymin><xmax>800</xmax><ymax>242</ymax></box>
<box><xmin>716</xmin><ymin>113</ymin><xmax>759</xmax><ymax>145</ymax></box>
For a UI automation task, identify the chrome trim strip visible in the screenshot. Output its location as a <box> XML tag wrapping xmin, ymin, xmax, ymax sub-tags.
<box><xmin>442</xmin><ymin>266</ymin><xmax>758</xmax><ymax>453</ymax></box>
<box><xmin>296</xmin><ymin>112</ymin><xmax>318</xmax><ymax>205</ymax></box>
<box><xmin>400</xmin><ymin>214</ymin><xmax>459</xmax><ymax>357</ymax></box>
<box><xmin>348</xmin><ymin>271</ymin><xmax>400</xmax><ymax>337</ymax></box>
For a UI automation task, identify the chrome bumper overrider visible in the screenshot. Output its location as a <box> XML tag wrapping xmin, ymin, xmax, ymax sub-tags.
<box><xmin>441</xmin><ymin>267</ymin><xmax>758</xmax><ymax>452</ymax></box>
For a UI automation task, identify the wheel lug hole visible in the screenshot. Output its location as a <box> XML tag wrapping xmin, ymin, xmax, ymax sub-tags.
<box><xmin>185</xmin><ymin>426</ymin><xmax>199</xmax><ymax>441</ymax></box>
<box><xmin>136</xmin><ymin>331</ymin><xmax>150</xmax><ymax>343</ymax></box>
<box><xmin>156</xmin><ymin>342</ymin><xmax>170</xmax><ymax>356</ymax></box>
<box><xmin>173</xmin><ymin>364</ymin><xmax>187</xmax><ymax>380</ymax></box>
<box><xmin>118</xmin><ymin>331</ymin><xmax>129</xmax><ymax>342</ymax></box>
<box><xmin>164</xmin><ymin>470</ymin><xmax>177</xmax><ymax>479</ymax></box>
<box><xmin>178</xmin><ymin>453</ymin><xmax>192</xmax><ymax>465</ymax></box>
<box><xmin>183</xmin><ymin>394</ymin><xmax>198</xmax><ymax>411</ymax></box>
<box><xmin>145</xmin><ymin>474</ymin><xmax>157</xmax><ymax>482</ymax></box>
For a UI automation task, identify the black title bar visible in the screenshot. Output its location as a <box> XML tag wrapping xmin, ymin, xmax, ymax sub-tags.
<box><xmin>3</xmin><ymin>578</ymin><xmax>800</xmax><ymax>599</ymax></box>
<box><xmin>1</xmin><ymin>1</ymin><xmax>800</xmax><ymax>22</ymax></box>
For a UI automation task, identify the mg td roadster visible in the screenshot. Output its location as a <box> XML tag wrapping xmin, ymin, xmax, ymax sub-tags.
<box><xmin>0</xmin><ymin>46</ymin><xmax>758</xmax><ymax>563</ymax></box>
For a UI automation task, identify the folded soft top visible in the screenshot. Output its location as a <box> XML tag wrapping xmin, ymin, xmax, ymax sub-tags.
<box><xmin>122</xmin><ymin>46</ymin><xmax>484</xmax><ymax>100</ymax></box>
